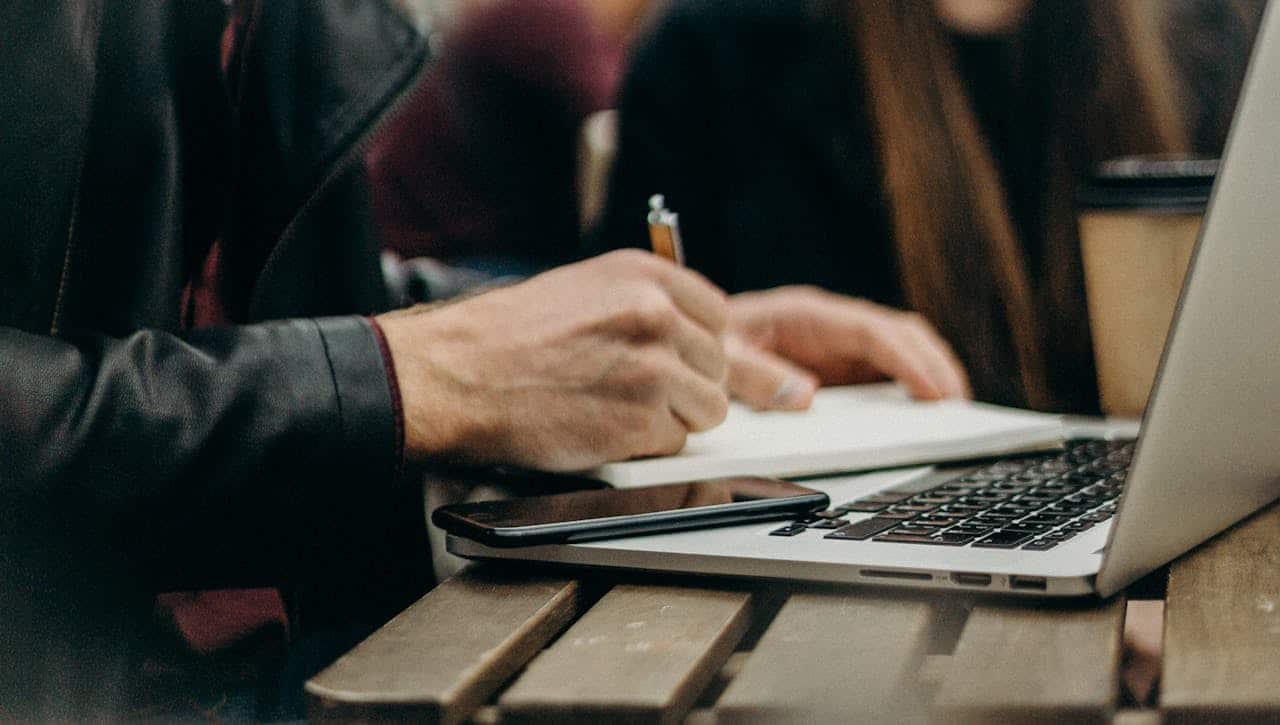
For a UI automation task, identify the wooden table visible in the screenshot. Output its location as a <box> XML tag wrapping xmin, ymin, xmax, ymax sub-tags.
<box><xmin>306</xmin><ymin>503</ymin><xmax>1280</xmax><ymax>724</ymax></box>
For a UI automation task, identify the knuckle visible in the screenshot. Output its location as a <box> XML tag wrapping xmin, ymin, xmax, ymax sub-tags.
<box><xmin>797</xmin><ymin>285</ymin><xmax>834</xmax><ymax>307</ymax></box>
<box><xmin>619</xmin><ymin>347</ymin><xmax>671</xmax><ymax>401</ymax></box>
<box><xmin>628</xmin><ymin>367</ymin><xmax>664</xmax><ymax>400</ymax></box>
<box><xmin>700</xmin><ymin>391</ymin><xmax>731</xmax><ymax>431</ymax></box>
<box><xmin>652</xmin><ymin>425</ymin><xmax>687</xmax><ymax>456</ymax></box>
<box><xmin>772</xmin><ymin>284</ymin><xmax>825</xmax><ymax>308</ymax></box>
<box><xmin>704</xmin><ymin>288</ymin><xmax>731</xmax><ymax>331</ymax></box>
<box><xmin>611</xmin><ymin>247</ymin><xmax>658</xmax><ymax>272</ymax></box>
<box><xmin>863</xmin><ymin>323</ymin><xmax>896</xmax><ymax>354</ymax></box>
<box><xmin>621</xmin><ymin>407</ymin><xmax>655</xmax><ymax>438</ymax></box>
<box><xmin>623</xmin><ymin>289</ymin><xmax>679</xmax><ymax>338</ymax></box>
<box><xmin>899</xmin><ymin>310</ymin><xmax>929</xmax><ymax>329</ymax></box>
<box><xmin>707</xmin><ymin>345</ymin><xmax>730</xmax><ymax>382</ymax></box>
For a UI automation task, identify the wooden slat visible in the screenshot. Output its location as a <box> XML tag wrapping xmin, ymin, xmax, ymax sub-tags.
<box><xmin>1162</xmin><ymin>502</ymin><xmax>1280</xmax><ymax>724</ymax></box>
<box><xmin>497</xmin><ymin>584</ymin><xmax>751</xmax><ymax>725</ymax></box>
<box><xmin>713</xmin><ymin>592</ymin><xmax>937</xmax><ymax>724</ymax></box>
<box><xmin>306</xmin><ymin>567</ymin><xmax>585</xmax><ymax>723</ymax></box>
<box><xmin>934</xmin><ymin>598</ymin><xmax>1126</xmax><ymax>724</ymax></box>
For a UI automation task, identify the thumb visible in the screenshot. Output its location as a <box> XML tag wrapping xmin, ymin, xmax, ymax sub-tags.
<box><xmin>726</xmin><ymin>335</ymin><xmax>819</xmax><ymax>411</ymax></box>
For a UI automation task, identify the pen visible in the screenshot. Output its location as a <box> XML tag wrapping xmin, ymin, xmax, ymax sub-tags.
<box><xmin>647</xmin><ymin>194</ymin><xmax>685</xmax><ymax>265</ymax></box>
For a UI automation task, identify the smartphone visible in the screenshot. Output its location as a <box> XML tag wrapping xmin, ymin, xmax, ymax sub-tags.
<box><xmin>432</xmin><ymin>477</ymin><xmax>828</xmax><ymax>547</ymax></box>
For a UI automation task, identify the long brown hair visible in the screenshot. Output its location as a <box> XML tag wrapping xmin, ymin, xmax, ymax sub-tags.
<box><xmin>846</xmin><ymin>1</ymin><xmax>1188</xmax><ymax>411</ymax></box>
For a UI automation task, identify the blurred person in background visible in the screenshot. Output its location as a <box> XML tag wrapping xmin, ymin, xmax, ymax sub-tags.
<box><xmin>367</xmin><ymin>0</ymin><xmax>663</xmax><ymax>284</ymax></box>
<box><xmin>593</xmin><ymin>0</ymin><xmax>1263</xmax><ymax>413</ymax></box>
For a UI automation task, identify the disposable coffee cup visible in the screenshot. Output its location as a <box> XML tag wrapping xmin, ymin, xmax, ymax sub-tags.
<box><xmin>1077</xmin><ymin>156</ymin><xmax>1216</xmax><ymax>417</ymax></box>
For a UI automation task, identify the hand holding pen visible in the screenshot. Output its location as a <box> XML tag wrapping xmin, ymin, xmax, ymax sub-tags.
<box><xmin>640</xmin><ymin>194</ymin><xmax>968</xmax><ymax>412</ymax></box>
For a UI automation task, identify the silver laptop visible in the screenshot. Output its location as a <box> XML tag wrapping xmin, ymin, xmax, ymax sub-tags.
<box><xmin>449</xmin><ymin>2</ymin><xmax>1280</xmax><ymax>598</ymax></box>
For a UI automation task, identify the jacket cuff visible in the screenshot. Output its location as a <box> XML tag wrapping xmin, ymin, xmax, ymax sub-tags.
<box><xmin>312</xmin><ymin>317</ymin><xmax>403</xmax><ymax>477</ymax></box>
<box><xmin>365</xmin><ymin>316</ymin><xmax>406</xmax><ymax>469</ymax></box>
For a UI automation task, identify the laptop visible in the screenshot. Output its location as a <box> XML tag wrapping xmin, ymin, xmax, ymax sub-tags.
<box><xmin>448</xmin><ymin>1</ymin><xmax>1280</xmax><ymax>598</ymax></box>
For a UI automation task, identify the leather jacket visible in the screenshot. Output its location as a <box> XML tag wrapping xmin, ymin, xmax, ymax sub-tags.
<box><xmin>0</xmin><ymin>1</ymin><xmax>433</xmax><ymax>715</ymax></box>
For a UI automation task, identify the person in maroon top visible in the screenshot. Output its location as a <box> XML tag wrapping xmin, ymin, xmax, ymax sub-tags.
<box><xmin>366</xmin><ymin>0</ymin><xmax>624</xmax><ymax>272</ymax></box>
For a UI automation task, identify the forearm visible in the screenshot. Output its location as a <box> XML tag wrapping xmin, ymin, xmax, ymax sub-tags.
<box><xmin>0</xmin><ymin>317</ymin><xmax>403</xmax><ymax>589</ymax></box>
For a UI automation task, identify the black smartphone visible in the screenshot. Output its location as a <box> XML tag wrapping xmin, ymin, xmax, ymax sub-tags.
<box><xmin>432</xmin><ymin>477</ymin><xmax>828</xmax><ymax>547</ymax></box>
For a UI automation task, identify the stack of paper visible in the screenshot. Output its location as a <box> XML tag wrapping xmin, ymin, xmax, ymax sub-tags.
<box><xmin>589</xmin><ymin>384</ymin><xmax>1066</xmax><ymax>487</ymax></box>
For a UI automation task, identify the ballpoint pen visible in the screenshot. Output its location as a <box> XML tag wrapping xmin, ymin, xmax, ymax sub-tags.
<box><xmin>646</xmin><ymin>194</ymin><xmax>686</xmax><ymax>265</ymax></box>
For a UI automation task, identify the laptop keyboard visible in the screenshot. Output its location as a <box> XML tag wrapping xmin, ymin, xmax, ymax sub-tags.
<box><xmin>770</xmin><ymin>439</ymin><xmax>1133</xmax><ymax>551</ymax></box>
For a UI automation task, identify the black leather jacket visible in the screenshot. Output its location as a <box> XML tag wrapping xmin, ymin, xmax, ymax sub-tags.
<box><xmin>0</xmin><ymin>1</ymin><xmax>432</xmax><ymax>715</ymax></box>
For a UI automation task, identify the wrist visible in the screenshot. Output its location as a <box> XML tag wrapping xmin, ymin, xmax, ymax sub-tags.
<box><xmin>374</xmin><ymin>311</ymin><xmax>486</xmax><ymax>462</ymax></box>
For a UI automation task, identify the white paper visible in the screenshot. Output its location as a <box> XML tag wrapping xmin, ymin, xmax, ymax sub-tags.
<box><xmin>589</xmin><ymin>384</ymin><xmax>1066</xmax><ymax>487</ymax></box>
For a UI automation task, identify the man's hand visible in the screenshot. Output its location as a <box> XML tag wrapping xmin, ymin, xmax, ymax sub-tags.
<box><xmin>376</xmin><ymin>250</ymin><xmax>730</xmax><ymax>471</ymax></box>
<box><xmin>725</xmin><ymin>286</ymin><xmax>971</xmax><ymax>410</ymax></box>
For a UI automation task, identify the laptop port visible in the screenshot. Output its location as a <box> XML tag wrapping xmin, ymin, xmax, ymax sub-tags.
<box><xmin>1010</xmin><ymin>576</ymin><xmax>1048</xmax><ymax>591</ymax></box>
<box><xmin>859</xmin><ymin>569</ymin><xmax>932</xmax><ymax>582</ymax></box>
<box><xmin>951</xmin><ymin>572</ymin><xmax>992</xmax><ymax>587</ymax></box>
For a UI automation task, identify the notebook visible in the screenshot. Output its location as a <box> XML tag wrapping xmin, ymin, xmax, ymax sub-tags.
<box><xmin>588</xmin><ymin>384</ymin><xmax>1066</xmax><ymax>487</ymax></box>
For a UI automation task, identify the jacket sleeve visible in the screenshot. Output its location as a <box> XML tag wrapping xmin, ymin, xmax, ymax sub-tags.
<box><xmin>0</xmin><ymin>316</ymin><xmax>409</xmax><ymax>592</ymax></box>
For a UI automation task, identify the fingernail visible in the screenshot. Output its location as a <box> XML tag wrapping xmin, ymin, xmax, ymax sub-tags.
<box><xmin>770</xmin><ymin>377</ymin><xmax>815</xmax><ymax>409</ymax></box>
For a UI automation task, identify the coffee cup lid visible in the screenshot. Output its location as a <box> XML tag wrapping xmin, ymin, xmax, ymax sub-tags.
<box><xmin>1078</xmin><ymin>155</ymin><xmax>1217</xmax><ymax>212</ymax></box>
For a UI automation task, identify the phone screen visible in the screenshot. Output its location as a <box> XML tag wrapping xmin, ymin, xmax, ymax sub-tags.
<box><xmin>433</xmin><ymin>477</ymin><xmax>827</xmax><ymax>546</ymax></box>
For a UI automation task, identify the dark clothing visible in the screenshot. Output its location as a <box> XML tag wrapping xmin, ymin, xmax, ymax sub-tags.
<box><xmin>1166</xmin><ymin>0</ymin><xmax>1269</xmax><ymax>152</ymax></box>
<box><xmin>368</xmin><ymin>0</ymin><xmax>622</xmax><ymax>268</ymax></box>
<box><xmin>593</xmin><ymin>0</ymin><xmax>902</xmax><ymax>306</ymax></box>
<box><xmin>0</xmin><ymin>1</ymin><xmax>432</xmax><ymax>716</ymax></box>
<box><xmin>593</xmin><ymin>0</ymin><xmax>1256</xmax><ymax>410</ymax></box>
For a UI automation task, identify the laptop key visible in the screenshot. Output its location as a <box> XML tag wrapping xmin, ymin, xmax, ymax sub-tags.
<box><xmin>1023</xmin><ymin>539</ymin><xmax>1060</xmax><ymax>551</ymax></box>
<box><xmin>1044</xmin><ymin>503</ymin><xmax>1089</xmax><ymax>516</ymax></box>
<box><xmin>904</xmin><ymin>521</ymin><xmax>948</xmax><ymax>530</ymax></box>
<box><xmin>994</xmin><ymin>503</ymin><xmax>1040</xmax><ymax>515</ymax></box>
<box><xmin>892</xmin><ymin>526</ymin><xmax>941</xmax><ymax>537</ymax></box>
<box><xmin>941</xmin><ymin>503</ymin><xmax>987</xmax><ymax>515</ymax></box>
<box><xmin>1007</xmin><ymin>521</ymin><xmax>1053</xmax><ymax>534</ymax></box>
<box><xmin>888</xmin><ymin>503</ymin><xmax>939</xmax><ymax>514</ymax></box>
<box><xmin>825</xmin><ymin>517</ymin><xmax>901</xmax><ymax>540</ymax></box>
<box><xmin>873</xmin><ymin>532</ymin><xmax>976</xmax><ymax>546</ymax></box>
<box><xmin>948</xmin><ymin>524</ymin><xmax>995</xmax><ymax>536</ymax></box>
<box><xmin>1019</xmin><ymin>515</ymin><xmax>1072</xmax><ymax>527</ymax></box>
<box><xmin>973</xmin><ymin>530</ymin><xmax>1038</xmax><ymax>548</ymax></box>
<box><xmin>857</xmin><ymin>492</ymin><xmax>915</xmax><ymax>505</ymax></box>
<box><xmin>808</xmin><ymin>518</ymin><xmax>849</xmax><ymax>530</ymax></box>
<box><xmin>974</xmin><ymin>510</ymin><xmax>1021</xmax><ymax>520</ymax></box>
<box><xmin>915</xmin><ymin>514</ymin><xmax>964</xmax><ymax>527</ymax></box>
<box><xmin>1013</xmin><ymin>492</ymin><xmax>1059</xmax><ymax>505</ymax></box>
<box><xmin>770</xmin><ymin>524</ymin><xmax>807</xmax><ymax>536</ymax></box>
<box><xmin>838</xmin><ymin>501</ymin><xmax>890</xmax><ymax>513</ymax></box>
<box><xmin>911</xmin><ymin>494</ymin><xmax>956</xmax><ymax>505</ymax></box>
<box><xmin>972</xmin><ymin>516</ymin><xmax>1019</xmax><ymax>528</ymax></box>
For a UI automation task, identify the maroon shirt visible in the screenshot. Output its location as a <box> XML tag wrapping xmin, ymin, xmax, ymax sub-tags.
<box><xmin>366</xmin><ymin>0</ymin><xmax>622</xmax><ymax>266</ymax></box>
